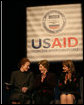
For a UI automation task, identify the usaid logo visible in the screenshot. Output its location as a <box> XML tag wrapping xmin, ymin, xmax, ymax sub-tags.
<box><xmin>42</xmin><ymin>10</ymin><xmax>66</xmax><ymax>34</ymax></box>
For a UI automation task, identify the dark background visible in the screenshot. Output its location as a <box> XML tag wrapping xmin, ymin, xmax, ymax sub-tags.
<box><xmin>2</xmin><ymin>0</ymin><xmax>83</xmax><ymax>101</ymax></box>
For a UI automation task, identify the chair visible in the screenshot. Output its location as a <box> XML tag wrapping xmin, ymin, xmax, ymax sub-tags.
<box><xmin>78</xmin><ymin>77</ymin><xmax>83</xmax><ymax>104</ymax></box>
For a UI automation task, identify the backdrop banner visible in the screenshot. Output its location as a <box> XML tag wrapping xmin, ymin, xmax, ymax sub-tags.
<box><xmin>26</xmin><ymin>4</ymin><xmax>83</xmax><ymax>62</ymax></box>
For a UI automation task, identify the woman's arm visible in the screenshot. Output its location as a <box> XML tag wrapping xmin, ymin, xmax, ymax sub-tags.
<box><xmin>10</xmin><ymin>71</ymin><xmax>15</xmax><ymax>85</ymax></box>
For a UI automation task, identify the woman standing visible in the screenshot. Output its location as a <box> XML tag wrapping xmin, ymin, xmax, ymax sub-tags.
<box><xmin>59</xmin><ymin>60</ymin><xmax>80</xmax><ymax>104</ymax></box>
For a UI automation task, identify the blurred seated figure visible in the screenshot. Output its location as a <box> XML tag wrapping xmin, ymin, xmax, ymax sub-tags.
<box><xmin>33</xmin><ymin>60</ymin><xmax>57</xmax><ymax>104</ymax></box>
<box><xmin>6</xmin><ymin>58</ymin><xmax>34</xmax><ymax>104</ymax></box>
<box><xmin>58</xmin><ymin>60</ymin><xmax>80</xmax><ymax>104</ymax></box>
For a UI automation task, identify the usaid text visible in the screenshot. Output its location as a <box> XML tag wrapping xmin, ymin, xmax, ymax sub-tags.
<box><xmin>32</xmin><ymin>37</ymin><xmax>78</xmax><ymax>49</ymax></box>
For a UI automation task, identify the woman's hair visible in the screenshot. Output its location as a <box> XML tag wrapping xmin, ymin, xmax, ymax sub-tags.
<box><xmin>62</xmin><ymin>60</ymin><xmax>76</xmax><ymax>73</ymax></box>
<box><xmin>38</xmin><ymin>60</ymin><xmax>49</xmax><ymax>70</ymax></box>
<box><xmin>18</xmin><ymin>58</ymin><xmax>31</xmax><ymax>68</ymax></box>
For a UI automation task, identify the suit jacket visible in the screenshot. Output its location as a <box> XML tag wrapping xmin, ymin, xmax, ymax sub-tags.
<box><xmin>58</xmin><ymin>72</ymin><xmax>80</xmax><ymax>97</ymax></box>
<box><xmin>34</xmin><ymin>72</ymin><xmax>57</xmax><ymax>95</ymax></box>
<box><xmin>10</xmin><ymin>70</ymin><xmax>34</xmax><ymax>93</ymax></box>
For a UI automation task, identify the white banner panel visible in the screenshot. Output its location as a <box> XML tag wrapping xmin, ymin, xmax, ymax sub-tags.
<box><xmin>26</xmin><ymin>4</ymin><xmax>83</xmax><ymax>62</ymax></box>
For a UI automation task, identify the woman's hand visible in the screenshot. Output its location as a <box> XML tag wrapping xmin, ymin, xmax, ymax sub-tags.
<box><xmin>68</xmin><ymin>72</ymin><xmax>72</xmax><ymax>81</ymax></box>
<box><xmin>41</xmin><ymin>74</ymin><xmax>46</xmax><ymax>83</ymax></box>
<box><xmin>22</xmin><ymin>87</ymin><xmax>28</xmax><ymax>93</ymax></box>
<box><xmin>64</xmin><ymin>73</ymin><xmax>68</xmax><ymax>84</ymax></box>
<box><xmin>64</xmin><ymin>73</ymin><xmax>72</xmax><ymax>84</ymax></box>
<box><xmin>6</xmin><ymin>86</ymin><xmax>10</xmax><ymax>90</ymax></box>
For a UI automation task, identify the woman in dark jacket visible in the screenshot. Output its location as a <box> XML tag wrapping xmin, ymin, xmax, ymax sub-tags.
<box><xmin>7</xmin><ymin>58</ymin><xmax>34</xmax><ymax>104</ymax></box>
<box><xmin>34</xmin><ymin>60</ymin><xmax>57</xmax><ymax>104</ymax></box>
<box><xmin>58</xmin><ymin>60</ymin><xmax>80</xmax><ymax>104</ymax></box>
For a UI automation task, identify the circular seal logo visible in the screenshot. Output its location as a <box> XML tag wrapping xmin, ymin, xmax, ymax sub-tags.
<box><xmin>42</xmin><ymin>10</ymin><xmax>66</xmax><ymax>34</ymax></box>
